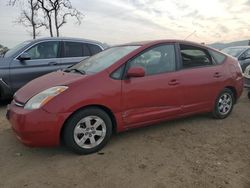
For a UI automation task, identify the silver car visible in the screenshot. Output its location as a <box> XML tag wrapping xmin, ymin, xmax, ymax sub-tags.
<box><xmin>222</xmin><ymin>46</ymin><xmax>250</xmax><ymax>88</ymax></box>
<box><xmin>0</xmin><ymin>37</ymin><xmax>107</xmax><ymax>99</ymax></box>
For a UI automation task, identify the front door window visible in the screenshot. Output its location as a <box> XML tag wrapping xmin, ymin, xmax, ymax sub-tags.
<box><xmin>25</xmin><ymin>41</ymin><xmax>59</xmax><ymax>60</ymax></box>
<box><xmin>128</xmin><ymin>44</ymin><xmax>176</xmax><ymax>76</ymax></box>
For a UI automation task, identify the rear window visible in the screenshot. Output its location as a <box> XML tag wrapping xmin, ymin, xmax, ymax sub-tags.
<box><xmin>209</xmin><ymin>50</ymin><xmax>226</xmax><ymax>64</ymax></box>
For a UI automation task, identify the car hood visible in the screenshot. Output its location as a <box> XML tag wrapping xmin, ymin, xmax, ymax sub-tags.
<box><xmin>14</xmin><ymin>71</ymin><xmax>85</xmax><ymax>104</ymax></box>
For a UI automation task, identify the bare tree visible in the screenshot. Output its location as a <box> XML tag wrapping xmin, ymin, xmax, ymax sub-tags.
<box><xmin>9</xmin><ymin>0</ymin><xmax>83</xmax><ymax>38</ymax></box>
<box><xmin>8</xmin><ymin>0</ymin><xmax>45</xmax><ymax>39</ymax></box>
<box><xmin>37</xmin><ymin>0</ymin><xmax>54</xmax><ymax>37</ymax></box>
<box><xmin>48</xmin><ymin>0</ymin><xmax>83</xmax><ymax>37</ymax></box>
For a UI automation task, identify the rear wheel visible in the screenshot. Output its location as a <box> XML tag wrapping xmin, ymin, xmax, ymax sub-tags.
<box><xmin>63</xmin><ymin>107</ymin><xmax>112</xmax><ymax>155</ymax></box>
<box><xmin>213</xmin><ymin>88</ymin><xmax>234</xmax><ymax>119</ymax></box>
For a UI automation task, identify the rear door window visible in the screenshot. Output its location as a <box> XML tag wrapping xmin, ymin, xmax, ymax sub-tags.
<box><xmin>128</xmin><ymin>44</ymin><xmax>176</xmax><ymax>76</ymax></box>
<box><xmin>82</xmin><ymin>43</ymin><xmax>91</xmax><ymax>56</ymax></box>
<box><xmin>63</xmin><ymin>42</ymin><xmax>83</xmax><ymax>58</ymax></box>
<box><xmin>180</xmin><ymin>44</ymin><xmax>214</xmax><ymax>69</ymax></box>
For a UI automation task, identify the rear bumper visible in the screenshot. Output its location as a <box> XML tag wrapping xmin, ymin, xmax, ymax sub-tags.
<box><xmin>235</xmin><ymin>77</ymin><xmax>244</xmax><ymax>100</ymax></box>
<box><xmin>6</xmin><ymin>102</ymin><xmax>71</xmax><ymax>147</ymax></box>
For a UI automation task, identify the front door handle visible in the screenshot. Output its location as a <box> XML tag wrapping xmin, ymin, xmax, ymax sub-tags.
<box><xmin>48</xmin><ymin>62</ymin><xmax>58</xmax><ymax>66</ymax></box>
<box><xmin>168</xmin><ymin>79</ymin><xmax>180</xmax><ymax>86</ymax></box>
<box><xmin>214</xmin><ymin>72</ymin><xmax>222</xmax><ymax>78</ymax></box>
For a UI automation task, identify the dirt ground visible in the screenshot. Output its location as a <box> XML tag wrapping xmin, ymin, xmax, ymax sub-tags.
<box><xmin>0</xmin><ymin>90</ymin><xmax>249</xmax><ymax>188</ymax></box>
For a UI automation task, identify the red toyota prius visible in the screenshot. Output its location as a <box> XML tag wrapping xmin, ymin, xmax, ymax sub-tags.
<box><xmin>7</xmin><ymin>40</ymin><xmax>244</xmax><ymax>154</ymax></box>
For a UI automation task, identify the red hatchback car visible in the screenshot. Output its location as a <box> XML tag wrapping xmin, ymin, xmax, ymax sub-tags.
<box><xmin>7</xmin><ymin>40</ymin><xmax>244</xmax><ymax>154</ymax></box>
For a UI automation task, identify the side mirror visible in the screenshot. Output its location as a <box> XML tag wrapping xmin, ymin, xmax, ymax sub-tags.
<box><xmin>18</xmin><ymin>53</ymin><xmax>31</xmax><ymax>61</ymax></box>
<box><xmin>127</xmin><ymin>66</ymin><xmax>145</xmax><ymax>78</ymax></box>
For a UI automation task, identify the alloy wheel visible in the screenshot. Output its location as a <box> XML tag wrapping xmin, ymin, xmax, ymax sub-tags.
<box><xmin>217</xmin><ymin>93</ymin><xmax>233</xmax><ymax>115</ymax></box>
<box><xmin>73</xmin><ymin>116</ymin><xmax>106</xmax><ymax>149</ymax></box>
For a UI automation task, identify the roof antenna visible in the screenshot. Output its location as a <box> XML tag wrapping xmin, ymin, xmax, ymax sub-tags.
<box><xmin>184</xmin><ymin>30</ymin><xmax>196</xmax><ymax>40</ymax></box>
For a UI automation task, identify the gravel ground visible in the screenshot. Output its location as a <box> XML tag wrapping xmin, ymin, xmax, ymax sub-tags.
<box><xmin>0</xmin><ymin>90</ymin><xmax>249</xmax><ymax>188</ymax></box>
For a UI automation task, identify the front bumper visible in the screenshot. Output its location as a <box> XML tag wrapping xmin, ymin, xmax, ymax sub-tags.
<box><xmin>0</xmin><ymin>78</ymin><xmax>13</xmax><ymax>99</ymax></box>
<box><xmin>6</xmin><ymin>101</ymin><xmax>71</xmax><ymax>147</ymax></box>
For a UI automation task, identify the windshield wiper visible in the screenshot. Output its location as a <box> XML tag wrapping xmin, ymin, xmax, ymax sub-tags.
<box><xmin>64</xmin><ymin>68</ymin><xmax>86</xmax><ymax>75</ymax></box>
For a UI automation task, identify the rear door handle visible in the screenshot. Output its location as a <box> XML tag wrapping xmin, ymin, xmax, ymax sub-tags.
<box><xmin>214</xmin><ymin>72</ymin><xmax>222</xmax><ymax>78</ymax></box>
<box><xmin>48</xmin><ymin>62</ymin><xmax>59</xmax><ymax>66</ymax></box>
<box><xmin>168</xmin><ymin>79</ymin><xmax>180</xmax><ymax>86</ymax></box>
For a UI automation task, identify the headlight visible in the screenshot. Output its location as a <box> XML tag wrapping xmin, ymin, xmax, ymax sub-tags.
<box><xmin>24</xmin><ymin>86</ymin><xmax>68</xmax><ymax>110</ymax></box>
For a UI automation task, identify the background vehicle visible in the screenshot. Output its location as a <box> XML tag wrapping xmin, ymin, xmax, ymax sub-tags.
<box><xmin>7</xmin><ymin>40</ymin><xmax>244</xmax><ymax>154</ymax></box>
<box><xmin>0</xmin><ymin>37</ymin><xmax>107</xmax><ymax>99</ymax></box>
<box><xmin>222</xmin><ymin>46</ymin><xmax>250</xmax><ymax>88</ymax></box>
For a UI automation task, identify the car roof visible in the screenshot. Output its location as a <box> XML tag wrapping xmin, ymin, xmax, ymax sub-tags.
<box><xmin>120</xmin><ymin>39</ymin><xmax>209</xmax><ymax>48</ymax></box>
<box><xmin>27</xmin><ymin>37</ymin><xmax>106</xmax><ymax>48</ymax></box>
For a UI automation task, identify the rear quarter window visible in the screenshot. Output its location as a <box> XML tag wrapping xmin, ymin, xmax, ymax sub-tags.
<box><xmin>209</xmin><ymin>50</ymin><xmax>226</xmax><ymax>64</ymax></box>
<box><xmin>88</xmin><ymin>44</ymin><xmax>102</xmax><ymax>55</ymax></box>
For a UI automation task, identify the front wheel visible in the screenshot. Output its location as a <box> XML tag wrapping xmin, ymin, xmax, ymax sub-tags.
<box><xmin>213</xmin><ymin>88</ymin><xmax>234</xmax><ymax>119</ymax></box>
<box><xmin>63</xmin><ymin>107</ymin><xmax>112</xmax><ymax>155</ymax></box>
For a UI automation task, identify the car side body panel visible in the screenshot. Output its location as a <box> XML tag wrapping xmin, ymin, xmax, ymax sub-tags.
<box><xmin>121</xmin><ymin>72</ymin><xmax>182</xmax><ymax>127</ymax></box>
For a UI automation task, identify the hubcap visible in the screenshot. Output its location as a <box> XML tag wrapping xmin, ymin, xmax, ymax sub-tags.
<box><xmin>73</xmin><ymin>116</ymin><xmax>106</xmax><ymax>149</ymax></box>
<box><xmin>218</xmin><ymin>93</ymin><xmax>232</xmax><ymax>115</ymax></box>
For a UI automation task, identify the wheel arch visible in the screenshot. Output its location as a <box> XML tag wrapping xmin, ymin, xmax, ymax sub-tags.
<box><xmin>225</xmin><ymin>86</ymin><xmax>237</xmax><ymax>103</ymax></box>
<box><xmin>60</xmin><ymin>104</ymin><xmax>117</xmax><ymax>145</ymax></box>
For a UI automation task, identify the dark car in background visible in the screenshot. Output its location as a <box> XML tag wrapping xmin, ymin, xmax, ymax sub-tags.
<box><xmin>0</xmin><ymin>37</ymin><xmax>107</xmax><ymax>99</ymax></box>
<box><xmin>222</xmin><ymin>46</ymin><xmax>250</xmax><ymax>88</ymax></box>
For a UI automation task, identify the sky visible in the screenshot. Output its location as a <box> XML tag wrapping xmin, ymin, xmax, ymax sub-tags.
<box><xmin>0</xmin><ymin>0</ymin><xmax>250</xmax><ymax>47</ymax></box>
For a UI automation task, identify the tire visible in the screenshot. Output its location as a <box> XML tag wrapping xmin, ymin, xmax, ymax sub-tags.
<box><xmin>248</xmin><ymin>91</ymin><xmax>250</xmax><ymax>100</ymax></box>
<box><xmin>213</xmin><ymin>88</ymin><xmax>235</xmax><ymax>119</ymax></box>
<box><xmin>63</xmin><ymin>107</ymin><xmax>113</xmax><ymax>155</ymax></box>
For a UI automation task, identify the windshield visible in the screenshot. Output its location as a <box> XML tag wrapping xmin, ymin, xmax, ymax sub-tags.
<box><xmin>68</xmin><ymin>45</ymin><xmax>140</xmax><ymax>74</ymax></box>
<box><xmin>222</xmin><ymin>47</ymin><xmax>246</xmax><ymax>57</ymax></box>
<box><xmin>4</xmin><ymin>41</ymin><xmax>31</xmax><ymax>58</ymax></box>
